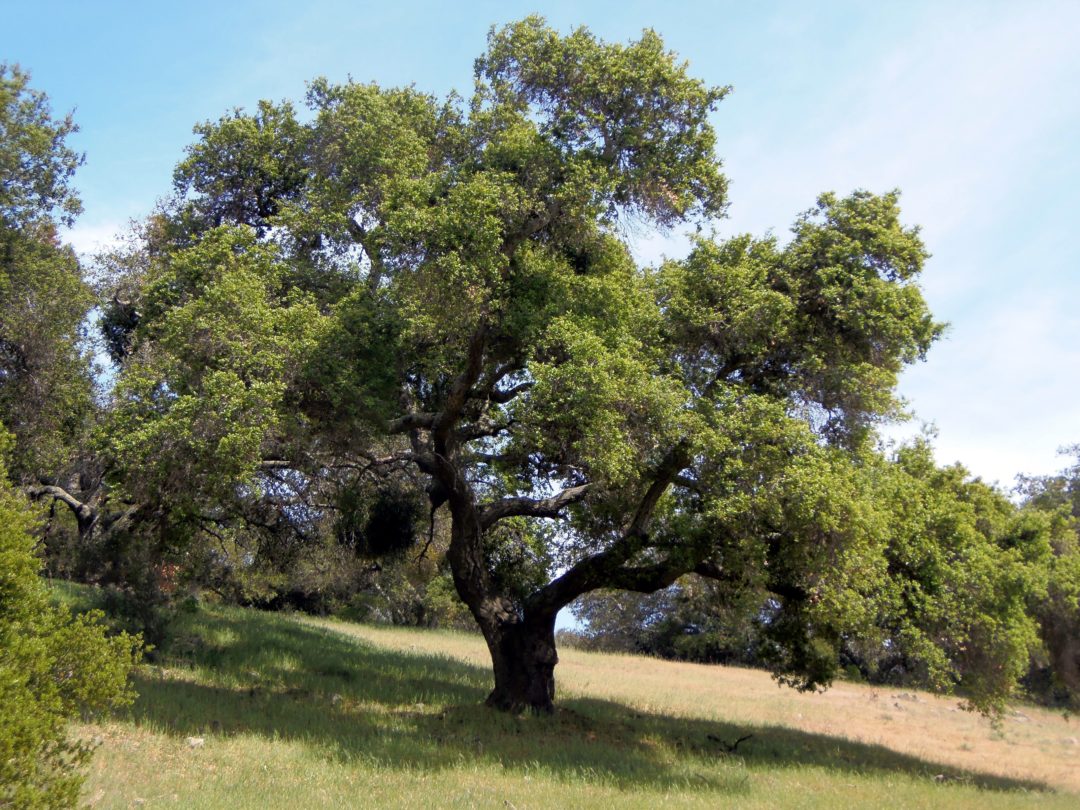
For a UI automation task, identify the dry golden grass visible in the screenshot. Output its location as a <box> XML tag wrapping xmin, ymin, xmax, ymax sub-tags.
<box><xmin>308</xmin><ymin>618</ymin><xmax>1080</xmax><ymax>794</ymax></box>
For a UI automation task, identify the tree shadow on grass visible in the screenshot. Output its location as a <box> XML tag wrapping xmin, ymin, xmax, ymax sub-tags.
<box><xmin>126</xmin><ymin>604</ymin><xmax>1055</xmax><ymax>796</ymax></box>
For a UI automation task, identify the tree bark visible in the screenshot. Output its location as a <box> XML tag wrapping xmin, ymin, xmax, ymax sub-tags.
<box><xmin>483</xmin><ymin>612</ymin><xmax>559</xmax><ymax>714</ymax></box>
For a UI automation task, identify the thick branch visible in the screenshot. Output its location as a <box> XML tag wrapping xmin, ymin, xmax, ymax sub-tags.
<box><xmin>456</xmin><ymin>417</ymin><xmax>515</xmax><ymax>442</ymax></box>
<box><xmin>603</xmin><ymin>559</ymin><xmax>691</xmax><ymax>593</ymax></box>
<box><xmin>469</xmin><ymin>381</ymin><xmax>532</xmax><ymax>404</ymax></box>
<box><xmin>388</xmin><ymin>412</ymin><xmax>437</xmax><ymax>434</ymax></box>
<box><xmin>27</xmin><ymin>484</ymin><xmax>95</xmax><ymax>526</ymax></box>
<box><xmin>692</xmin><ymin>560</ymin><xmax>727</xmax><ymax>580</ymax></box>
<box><xmin>479</xmin><ymin>484</ymin><xmax>591</xmax><ymax>530</ymax></box>
<box><xmin>525</xmin><ymin>447</ymin><xmax>689</xmax><ymax>616</ymax></box>
<box><xmin>259</xmin><ymin>459</ymin><xmax>293</xmax><ymax>469</ymax></box>
<box><xmin>432</xmin><ymin>325</ymin><xmax>488</xmax><ymax>450</ymax></box>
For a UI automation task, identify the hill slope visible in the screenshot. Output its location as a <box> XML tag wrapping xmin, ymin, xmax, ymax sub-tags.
<box><xmin>73</xmin><ymin>599</ymin><xmax>1078</xmax><ymax>808</ymax></box>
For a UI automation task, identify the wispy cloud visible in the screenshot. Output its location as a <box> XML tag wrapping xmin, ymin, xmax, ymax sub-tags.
<box><xmin>64</xmin><ymin>221</ymin><xmax>125</xmax><ymax>258</ymax></box>
<box><xmin>716</xmin><ymin>4</ymin><xmax>1080</xmax><ymax>484</ymax></box>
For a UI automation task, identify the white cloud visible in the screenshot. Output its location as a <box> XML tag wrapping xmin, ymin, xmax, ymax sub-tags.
<box><xmin>892</xmin><ymin>289</ymin><xmax>1080</xmax><ymax>485</ymax></box>
<box><xmin>63</xmin><ymin>221</ymin><xmax>125</xmax><ymax>258</ymax></box>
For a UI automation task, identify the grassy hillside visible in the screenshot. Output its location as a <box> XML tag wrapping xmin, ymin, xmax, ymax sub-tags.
<box><xmin>66</xmin><ymin>592</ymin><xmax>1078</xmax><ymax>808</ymax></box>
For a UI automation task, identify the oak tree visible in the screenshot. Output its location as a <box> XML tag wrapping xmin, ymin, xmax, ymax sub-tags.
<box><xmin>103</xmin><ymin>19</ymin><xmax>1021</xmax><ymax>714</ymax></box>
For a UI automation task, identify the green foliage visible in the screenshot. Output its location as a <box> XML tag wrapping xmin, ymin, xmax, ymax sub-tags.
<box><xmin>174</xmin><ymin>100</ymin><xmax>308</xmax><ymax>236</ymax></box>
<box><xmin>577</xmin><ymin>441</ymin><xmax>1053</xmax><ymax>713</ymax></box>
<box><xmin>0</xmin><ymin>66</ymin><xmax>95</xmax><ymax>484</ymax></box>
<box><xmin>0</xmin><ymin>447</ymin><xmax>141</xmax><ymax>808</ymax></box>
<box><xmin>1016</xmin><ymin>449</ymin><xmax>1080</xmax><ymax>708</ymax></box>
<box><xmin>474</xmin><ymin>16</ymin><xmax>729</xmax><ymax>226</ymax></box>
<box><xmin>0</xmin><ymin>230</ymin><xmax>95</xmax><ymax>482</ymax></box>
<box><xmin>0</xmin><ymin>64</ymin><xmax>82</xmax><ymax>231</ymax></box>
<box><xmin>94</xmin><ymin>17</ymin><xmax>1048</xmax><ymax>713</ymax></box>
<box><xmin>106</xmin><ymin>226</ymin><xmax>328</xmax><ymax>511</ymax></box>
<box><xmin>865</xmin><ymin>445</ymin><xmax>1048</xmax><ymax>711</ymax></box>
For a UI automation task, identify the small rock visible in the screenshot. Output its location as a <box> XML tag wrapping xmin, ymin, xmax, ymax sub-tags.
<box><xmin>1011</xmin><ymin>711</ymin><xmax>1030</xmax><ymax>723</ymax></box>
<box><xmin>186</xmin><ymin>736</ymin><xmax>205</xmax><ymax>749</ymax></box>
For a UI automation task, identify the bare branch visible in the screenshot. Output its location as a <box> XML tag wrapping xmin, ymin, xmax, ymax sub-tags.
<box><xmin>26</xmin><ymin>484</ymin><xmax>95</xmax><ymax>527</ymax></box>
<box><xmin>479</xmin><ymin>483</ymin><xmax>591</xmax><ymax>529</ymax></box>
<box><xmin>469</xmin><ymin>381</ymin><xmax>533</xmax><ymax>404</ymax></box>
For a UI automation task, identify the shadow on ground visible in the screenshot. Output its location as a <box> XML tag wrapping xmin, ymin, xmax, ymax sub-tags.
<box><xmin>126</xmin><ymin>604</ymin><xmax>1052</xmax><ymax>796</ymax></box>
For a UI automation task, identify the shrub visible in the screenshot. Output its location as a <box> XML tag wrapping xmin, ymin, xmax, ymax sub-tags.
<box><xmin>0</xmin><ymin>476</ymin><xmax>141</xmax><ymax>808</ymax></box>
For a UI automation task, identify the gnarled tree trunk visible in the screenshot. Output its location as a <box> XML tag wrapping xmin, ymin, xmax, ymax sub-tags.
<box><xmin>483</xmin><ymin>613</ymin><xmax>559</xmax><ymax>714</ymax></box>
<box><xmin>439</xmin><ymin>472</ymin><xmax>562</xmax><ymax>714</ymax></box>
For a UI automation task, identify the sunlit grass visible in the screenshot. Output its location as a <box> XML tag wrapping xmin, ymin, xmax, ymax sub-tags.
<box><xmin>60</xmin><ymin>587</ymin><xmax>1079</xmax><ymax>808</ymax></box>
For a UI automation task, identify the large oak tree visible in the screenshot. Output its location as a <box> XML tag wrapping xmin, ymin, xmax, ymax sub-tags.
<box><xmin>100</xmin><ymin>19</ymin><xmax>1048</xmax><ymax>714</ymax></box>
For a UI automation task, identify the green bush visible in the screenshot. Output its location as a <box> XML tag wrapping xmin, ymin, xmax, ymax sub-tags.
<box><xmin>0</xmin><ymin>478</ymin><xmax>142</xmax><ymax>808</ymax></box>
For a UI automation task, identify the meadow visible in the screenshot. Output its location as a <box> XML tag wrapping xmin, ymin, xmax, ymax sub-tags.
<box><xmin>68</xmin><ymin>595</ymin><xmax>1079</xmax><ymax>809</ymax></box>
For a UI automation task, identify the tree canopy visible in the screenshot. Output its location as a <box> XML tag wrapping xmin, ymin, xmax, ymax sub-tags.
<box><xmin>0</xmin><ymin>65</ymin><xmax>95</xmax><ymax>487</ymax></box>
<box><xmin>91</xmin><ymin>17</ymin><xmax>968</xmax><ymax>713</ymax></box>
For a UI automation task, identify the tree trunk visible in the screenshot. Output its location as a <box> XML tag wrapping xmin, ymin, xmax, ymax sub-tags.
<box><xmin>483</xmin><ymin>614</ymin><xmax>559</xmax><ymax>714</ymax></box>
<box><xmin>437</xmin><ymin>459</ymin><xmax>561</xmax><ymax>713</ymax></box>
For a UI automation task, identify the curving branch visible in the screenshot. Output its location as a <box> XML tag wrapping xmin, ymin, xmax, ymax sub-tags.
<box><xmin>26</xmin><ymin>483</ymin><xmax>97</xmax><ymax>533</ymax></box>
<box><xmin>524</xmin><ymin>446</ymin><xmax>690</xmax><ymax>616</ymax></box>
<box><xmin>478</xmin><ymin>483</ymin><xmax>591</xmax><ymax>530</ymax></box>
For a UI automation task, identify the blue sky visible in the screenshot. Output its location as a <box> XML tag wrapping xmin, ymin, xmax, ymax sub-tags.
<box><xmin>4</xmin><ymin>0</ymin><xmax>1079</xmax><ymax>487</ymax></box>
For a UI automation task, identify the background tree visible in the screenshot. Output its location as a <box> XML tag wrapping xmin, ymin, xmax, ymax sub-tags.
<box><xmin>0</xmin><ymin>66</ymin><xmax>142</xmax><ymax>808</ymax></box>
<box><xmin>568</xmin><ymin>578</ymin><xmax>764</xmax><ymax>665</ymax></box>
<box><xmin>0</xmin><ymin>64</ymin><xmax>95</xmax><ymax>488</ymax></box>
<box><xmin>1017</xmin><ymin>449</ymin><xmax>1080</xmax><ymax>707</ymax></box>
<box><xmin>102</xmin><ymin>18</ymin><xmax>1051</xmax><ymax>715</ymax></box>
